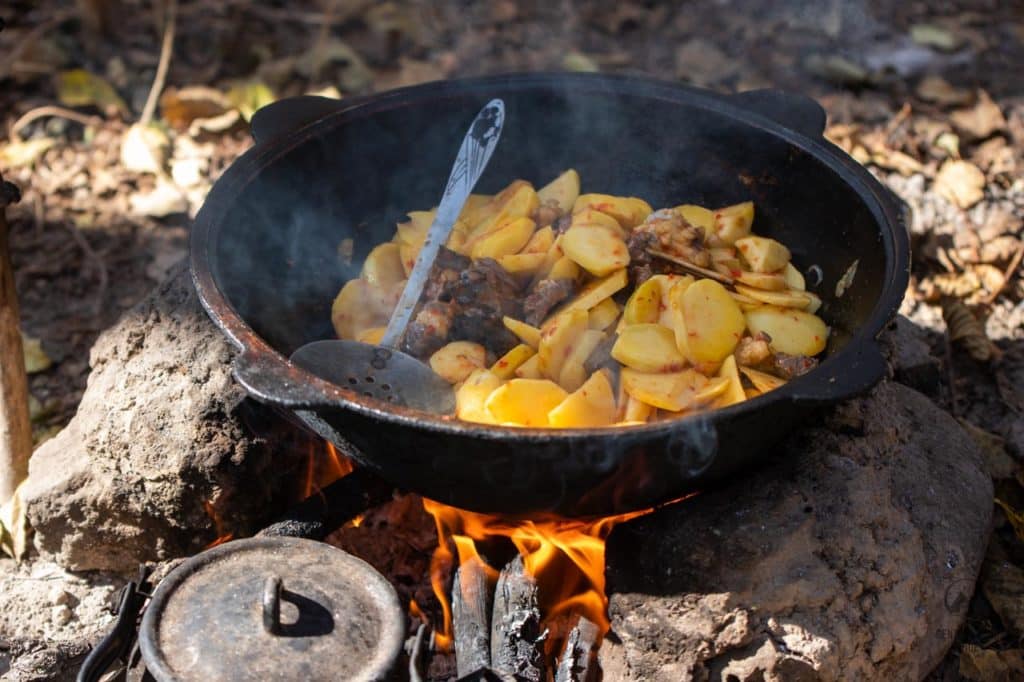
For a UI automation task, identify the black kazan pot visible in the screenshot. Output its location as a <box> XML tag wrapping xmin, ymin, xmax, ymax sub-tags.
<box><xmin>191</xmin><ymin>73</ymin><xmax>910</xmax><ymax>517</ymax></box>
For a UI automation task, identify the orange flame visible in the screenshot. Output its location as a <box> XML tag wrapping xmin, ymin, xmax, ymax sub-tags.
<box><xmin>301</xmin><ymin>441</ymin><xmax>355</xmax><ymax>500</ymax></box>
<box><xmin>422</xmin><ymin>498</ymin><xmax>668</xmax><ymax>653</ymax></box>
<box><xmin>202</xmin><ymin>500</ymin><xmax>234</xmax><ymax>548</ymax></box>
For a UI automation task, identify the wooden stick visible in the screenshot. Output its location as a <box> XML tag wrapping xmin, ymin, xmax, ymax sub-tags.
<box><xmin>554</xmin><ymin>615</ymin><xmax>599</xmax><ymax>682</ymax></box>
<box><xmin>139</xmin><ymin>0</ymin><xmax>177</xmax><ymax>126</ymax></box>
<box><xmin>490</xmin><ymin>555</ymin><xmax>544</xmax><ymax>681</ymax></box>
<box><xmin>0</xmin><ymin>176</ymin><xmax>31</xmax><ymax>506</ymax></box>
<box><xmin>453</xmin><ymin>555</ymin><xmax>492</xmax><ymax>677</ymax></box>
<box><xmin>648</xmin><ymin>248</ymin><xmax>735</xmax><ymax>286</ymax></box>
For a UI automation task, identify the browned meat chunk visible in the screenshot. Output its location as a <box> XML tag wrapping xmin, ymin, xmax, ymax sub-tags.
<box><xmin>584</xmin><ymin>332</ymin><xmax>619</xmax><ymax>377</ymax></box>
<box><xmin>523</xmin><ymin>278</ymin><xmax>575</xmax><ymax>326</ymax></box>
<box><xmin>634</xmin><ymin>209</ymin><xmax>710</xmax><ymax>267</ymax></box>
<box><xmin>552</xmin><ymin>213</ymin><xmax>573</xmax><ymax>234</ymax></box>
<box><xmin>772</xmin><ymin>353</ymin><xmax>819</xmax><ymax>379</ymax></box>
<box><xmin>444</xmin><ymin>258</ymin><xmax>523</xmax><ymax>356</ymax></box>
<box><xmin>422</xmin><ymin>247</ymin><xmax>471</xmax><ymax>300</ymax></box>
<box><xmin>404</xmin><ymin>301</ymin><xmax>454</xmax><ymax>358</ymax></box>
<box><xmin>734</xmin><ymin>332</ymin><xmax>772</xmax><ymax>367</ymax></box>
<box><xmin>626</xmin><ymin>230</ymin><xmax>659</xmax><ymax>286</ymax></box>
<box><xmin>532</xmin><ymin>198</ymin><xmax>564</xmax><ymax>229</ymax></box>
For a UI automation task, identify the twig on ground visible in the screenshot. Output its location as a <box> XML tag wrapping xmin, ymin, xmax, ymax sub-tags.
<box><xmin>62</xmin><ymin>222</ymin><xmax>108</xmax><ymax>316</ymax></box>
<box><xmin>138</xmin><ymin>0</ymin><xmax>178</xmax><ymax>127</ymax></box>
<box><xmin>10</xmin><ymin>106</ymin><xmax>102</xmax><ymax>142</ymax></box>
<box><xmin>980</xmin><ymin>242</ymin><xmax>1024</xmax><ymax>306</ymax></box>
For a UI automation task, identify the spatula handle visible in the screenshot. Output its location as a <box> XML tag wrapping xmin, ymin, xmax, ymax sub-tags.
<box><xmin>379</xmin><ymin>99</ymin><xmax>505</xmax><ymax>350</ymax></box>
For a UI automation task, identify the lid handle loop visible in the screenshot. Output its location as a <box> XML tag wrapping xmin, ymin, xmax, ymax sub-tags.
<box><xmin>262</xmin><ymin>575</ymin><xmax>282</xmax><ymax>635</ymax></box>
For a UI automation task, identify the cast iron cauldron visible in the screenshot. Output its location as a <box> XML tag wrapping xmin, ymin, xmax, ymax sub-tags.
<box><xmin>191</xmin><ymin>73</ymin><xmax>909</xmax><ymax>516</ymax></box>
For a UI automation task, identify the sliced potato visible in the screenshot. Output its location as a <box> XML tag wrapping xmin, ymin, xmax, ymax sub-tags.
<box><xmin>545</xmin><ymin>268</ymin><xmax>628</xmax><ymax>322</ymax></box>
<box><xmin>514</xmin><ymin>353</ymin><xmax>543</xmax><ymax>379</ymax></box>
<box><xmin>739</xmin><ymin>366</ymin><xmax>786</xmax><ymax>393</ymax></box>
<box><xmin>735</xmin><ymin>283</ymin><xmax>814</xmax><ymax>308</ymax></box>
<box><xmin>612</xmin><ymin>324</ymin><xmax>686</xmax><ymax>372</ymax></box>
<box><xmin>620</xmin><ymin>368</ymin><xmax>708</xmax><ymax>411</ymax></box>
<box><xmin>803</xmin><ymin>291</ymin><xmax>823</xmax><ymax>314</ymax></box>
<box><xmin>713</xmin><ymin>354</ymin><xmax>746</xmax><ymax>408</ymax></box>
<box><xmin>574</xmin><ymin>194</ymin><xmax>652</xmax><ymax>229</ymax></box>
<box><xmin>623</xmin><ymin>394</ymin><xmax>655</xmax><ymax>423</ymax></box>
<box><xmin>558</xmin><ymin>329</ymin><xmax>607</xmax><ymax>392</ymax></box>
<box><xmin>621</xmin><ymin>277</ymin><xmax>663</xmax><ymax>326</ymax></box>
<box><xmin>548</xmin><ymin>370</ymin><xmax>616</xmax><ymax>427</ymax></box>
<box><xmin>713</xmin><ymin>201</ymin><xmax>754</xmax><ymax>245</ymax></box>
<box><xmin>503</xmin><ymin>316</ymin><xmax>542</xmax><ymax>349</ymax></box>
<box><xmin>399</xmin><ymin>241</ymin><xmax>419</xmax><ymax>277</ymax></box>
<box><xmin>361</xmin><ymin>242</ymin><xmax>405</xmax><ymax>288</ymax></box>
<box><xmin>356</xmin><ymin>326</ymin><xmax>386</xmax><ymax>345</ymax></box>
<box><xmin>745</xmin><ymin>306</ymin><xmax>828</xmax><ymax>356</ymax></box>
<box><xmin>498</xmin><ymin>251</ymin><xmax>547</xmax><ymax>277</ymax></box>
<box><xmin>561</xmin><ymin>225</ymin><xmax>630</xmax><ymax>277</ymax></box>
<box><xmin>331</xmin><ymin>278</ymin><xmax>394</xmax><ymax>339</ymax></box>
<box><xmin>430</xmin><ymin>341</ymin><xmax>487</xmax><ymax>384</ymax></box>
<box><xmin>735</xmin><ymin>270</ymin><xmax>788</xmax><ymax>291</ymax></box>
<box><xmin>538</xmin><ymin>309</ymin><xmax>589</xmax><ymax>381</ymax></box>
<box><xmin>652</xmin><ymin>274</ymin><xmax>693</xmax><ymax>328</ymax></box>
<box><xmin>529</xmin><ymin>234</ymin><xmax>566</xmax><ymax>287</ymax></box>
<box><xmin>396</xmin><ymin>209</ymin><xmax>437</xmax><ymax>247</ymax></box>
<box><xmin>522</xmin><ymin>225</ymin><xmax>555</xmax><ymax>254</ymax></box>
<box><xmin>671</xmin><ymin>279</ymin><xmax>745</xmax><ymax>364</ymax></box>
<box><xmin>468</xmin><ymin>216</ymin><xmax>536</xmax><ymax>259</ymax></box>
<box><xmin>469</xmin><ymin>181</ymin><xmax>539</xmax><ymax>238</ymax></box>
<box><xmin>485</xmin><ymin>379</ymin><xmax>568</xmax><ymax>426</ymax></box>
<box><xmin>588</xmin><ymin>297</ymin><xmax>621</xmax><ymax>331</ymax></box>
<box><xmin>491</xmin><ymin>344</ymin><xmax>536</xmax><ymax>379</ymax></box>
<box><xmin>455</xmin><ymin>369</ymin><xmax>503</xmax><ymax>424</ymax></box>
<box><xmin>537</xmin><ymin>169</ymin><xmax>580</xmax><ymax>214</ymax></box>
<box><xmin>783</xmin><ymin>262</ymin><xmax>805</xmax><ymax>291</ymax></box>
<box><xmin>549</xmin><ymin>256</ymin><xmax>582</xmax><ymax>281</ymax></box>
<box><xmin>735</xmin><ymin>236</ymin><xmax>791</xmax><ymax>273</ymax></box>
<box><xmin>570</xmin><ymin>208</ymin><xmax>626</xmax><ymax>237</ymax></box>
<box><xmin>458</xmin><ymin>194</ymin><xmax>492</xmax><ymax>227</ymax></box>
<box><xmin>674</xmin><ymin>204</ymin><xmax>715</xmax><ymax>233</ymax></box>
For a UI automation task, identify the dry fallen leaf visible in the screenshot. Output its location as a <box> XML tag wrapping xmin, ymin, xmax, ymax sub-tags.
<box><xmin>129</xmin><ymin>178</ymin><xmax>188</xmax><ymax>217</ymax></box>
<box><xmin>0</xmin><ymin>485</ymin><xmax>30</xmax><ymax>561</ymax></box>
<box><xmin>995</xmin><ymin>498</ymin><xmax>1024</xmax><ymax>543</ymax></box>
<box><xmin>120</xmin><ymin>122</ymin><xmax>170</xmax><ymax>174</ymax></box>
<box><xmin>952</xmin><ymin>91</ymin><xmax>1007</xmax><ymax>140</ymax></box>
<box><xmin>21</xmin><ymin>332</ymin><xmax>52</xmax><ymax>374</ymax></box>
<box><xmin>933</xmin><ymin>131</ymin><xmax>960</xmax><ymax>159</ymax></box>
<box><xmin>55</xmin><ymin>68</ymin><xmax>127</xmax><ymax>113</ymax></box>
<box><xmin>935</xmin><ymin>159</ymin><xmax>986</xmax><ymax>208</ymax></box>
<box><xmin>982</xmin><ymin>558</ymin><xmax>1024</xmax><ymax>638</ymax></box>
<box><xmin>973</xmin><ymin>137</ymin><xmax>1017</xmax><ymax>177</ymax></box>
<box><xmin>942</xmin><ymin>298</ymin><xmax>994</xmax><ymax>361</ymax></box>
<box><xmin>960</xmin><ymin>645</ymin><xmax>1024</xmax><ymax>682</ymax></box>
<box><xmin>0</xmin><ymin>138</ymin><xmax>56</xmax><ymax>167</ymax></box>
<box><xmin>910</xmin><ymin>23</ymin><xmax>964</xmax><ymax>52</ymax></box>
<box><xmin>159</xmin><ymin>85</ymin><xmax>231</xmax><ymax>130</ymax></box>
<box><xmin>225</xmin><ymin>81</ymin><xmax>276</xmax><ymax>122</ymax></box>
<box><xmin>915</xmin><ymin>74</ymin><xmax>974</xmax><ymax>107</ymax></box>
<box><xmin>958</xmin><ymin>419</ymin><xmax>1018</xmax><ymax>480</ymax></box>
<box><xmin>296</xmin><ymin>40</ymin><xmax>373</xmax><ymax>92</ymax></box>
<box><xmin>563</xmin><ymin>51</ymin><xmax>600</xmax><ymax>73</ymax></box>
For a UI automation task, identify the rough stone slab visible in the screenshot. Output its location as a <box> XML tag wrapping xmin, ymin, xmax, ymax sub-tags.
<box><xmin>20</xmin><ymin>262</ymin><xmax>310</xmax><ymax>573</ymax></box>
<box><xmin>602</xmin><ymin>381</ymin><xmax>992</xmax><ymax>681</ymax></box>
<box><xmin>879</xmin><ymin>314</ymin><xmax>941</xmax><ymax>395</ymax></box>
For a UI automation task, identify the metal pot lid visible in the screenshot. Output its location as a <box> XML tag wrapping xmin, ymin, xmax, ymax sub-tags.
<box><xmin>139</xmin><ymin>536</ymin><xmax>404</xmax><ymax>682</ymax></box>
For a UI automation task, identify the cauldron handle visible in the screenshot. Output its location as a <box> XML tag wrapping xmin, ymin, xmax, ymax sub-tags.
<box><xmin>249</xmin><ymin>95</ymin><xmax>371</xmax><ymax>147</ymax></box>
<box><xmin>232</xmin><ymin>348</ymin><xmax>349</xmax><ymax>410</ymax></box>
<box><xmin>727</xmin><ymin>89</ymin><xmax>827</xmax><ymax>139</ymax></box>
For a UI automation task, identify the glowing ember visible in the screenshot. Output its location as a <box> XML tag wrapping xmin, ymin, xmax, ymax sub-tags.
<box><xmin>422</xmin><ymin>498</ymin><xmax>666</xmax><ymax>654</ymax></box>
<box><xmin>301</xmin><ymin>442</ymin><xmax>355</xmax><ymax>500</ymax></box>
<box><xmin>202</xmin><ymin>500</ymin><xmax>233</xmax><ymax>548</ymax></box>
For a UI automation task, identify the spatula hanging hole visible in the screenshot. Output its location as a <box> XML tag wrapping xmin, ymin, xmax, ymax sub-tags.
<box><xmin>347</xmin><ymin>377</ymin><xmax>358</xmax><ymax>386</ymax></box>
<box><xmin>365</xmin><ymin>376</ymin><xmax>375</xmax><ymax>384</ymax></box>
<box><xmin>381</xmin><ymin>383</ymin><xmax>392</xmax><ymax>391</ymax></box>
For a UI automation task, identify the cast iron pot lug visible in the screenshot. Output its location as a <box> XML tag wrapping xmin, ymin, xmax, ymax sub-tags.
<box><xmin>233</xmin><ymin>348</ymin><xmax>339</xmax><ymax>409</ymax></box>
<box><xmin>788</xmin><ymin>339</ymin><xmax>887</xmax><ymax>407</ymax></box>
<box><xmin>726</xmin><ymin>89</ymin><xmax>827</xmax><ymax>139</ymax></box>
<box><xmin>250</xmin><ymin>95</ymin><xmax>351</xmax><ymax>146</ymax></box>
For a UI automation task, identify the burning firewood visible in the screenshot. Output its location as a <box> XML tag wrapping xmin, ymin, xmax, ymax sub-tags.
<box><xmin>490</xmin><ymin>555</ymin><xmax>545</xmax><ymax>681</ymax></box>
<box><xmin>554</xmin><ymin>615</ymin><xmax>600</xmax><ymax>682</ymax></box>
<box><xmin>453</xmin><ymin>555</ymin><xmax>493</xmax><ymax>677</ymax></box>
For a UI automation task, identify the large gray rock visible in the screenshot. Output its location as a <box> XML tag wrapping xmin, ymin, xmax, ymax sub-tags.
<box><xmin>21</xmin><ymin>263</ymin><xmax>309</xmax><ymax>573</ymax></box>
<box><xmin>602</xmin><ymin>381</ymin><xmax>992</xmax><ymax>681</ymax></box>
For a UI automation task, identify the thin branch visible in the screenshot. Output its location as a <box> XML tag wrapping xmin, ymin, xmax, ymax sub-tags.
<box><xmin>981</xmin><ymin>243</ymin><xmax>1024</xmax><ymax>306</ymax></box>
<box><xmin>139</xmin><ymin>0</ymin><xmax>178</xmax><ymax>126</ymax></box>
<box><xmin>10</xmin><ymin>106</ymin><xmax>102</xmax><ymax>142</ymax></box>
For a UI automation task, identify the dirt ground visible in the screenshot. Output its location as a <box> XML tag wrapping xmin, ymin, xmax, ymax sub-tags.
<box><xmin>2</xmin><ymin>0</ymin><xmax>1023</xmax><ymax>679</ymax></box>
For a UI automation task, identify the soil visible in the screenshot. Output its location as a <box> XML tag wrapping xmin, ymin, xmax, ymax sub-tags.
<box><xmin>1</xmin><ymin>0</ymin><xmax>1023</xmax><ymax>679</ymax></box>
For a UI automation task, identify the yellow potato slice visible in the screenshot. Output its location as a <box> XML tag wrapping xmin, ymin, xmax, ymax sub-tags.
<box><xmin>735</xmin><ymin>236</ymin><xmax>791</xmax><ymax>273</ymax></box>
<box><xmin>537</xmin><ymin>169</ymin><xmax>580</xmax><ymax>214</ymax></box>
<box><xmin>739</xmin><ymin>366</ymin><xmax>786</xmax><ymax>393</ymax></box>
<box><xmin>548</xmin><ymin>370</ymin><xmax>616</xmax><ymax>427</ymax></box>
<box><xmin>469</xmin><ymin>181</ymin><xmax>539</xmax><ymax>237</ymax></box>
<box><xmin>514</xmin><ymin>353</ymin><xmax>543</xmax><ymax>379</ymax></box>
<box><xmin>485</xmin><ymin>379</ymin><xmax>568</xmax><ymax>426</ymax></box>
<box><xmin>361</xmin><ymin>242</ymin><xmax>405</xmax><ymax>288</ymax></box>
<box><xmin>558</xmin><ymin>329</ymin><xmax>607</xmax><ymax>392</ymax></box>
<box><xmin>587</xmin><ymin>297</ymin><xmax>621</xmax><ymax>331</ymax></box>
<box><xmin>710</xmin><ymin>246</ymin><xmax>737</xmax><ymax>262</ymax></box>
<box><xmin>468</xmin><ymin>216</ymin><xmax>536</xmax><ymax>260</ymax></box>
<box><xmin>529</xmin><ymin>234</ymin><xmax>566</xmax><ymax>287</ymax></box>
<box><xmin>674</xmin><ymin>204</ymin><xmax>715</xmax><ymax>233</ymax></box>
<box><xmin>429</xmin><ymin>341</ymin><xmax>487</xmax><ymax>384</ymax></box>
<box><xmin>745</xmin><ymin>387</ymin><xmax>762</xmax><ymax>400</ymax></box>
<box><xmin>331</xmin><ymin>278</ymin><xmax>394</xmax><ymax>339</ymax></box>
<box><xmin>620</xmin><ymin>368</ymin><xmax>709</xmax><ymax>411</ymax></box>
<box><xmin>491</xmin><ymin>344</ymin><xmax>536</xmax><ymax>380</ymax></box>
<box><xmin>549</xmin><ymin>256</ymin><xmax>581</xmax><ymax>281</ymax></box>
<box><xmin>621</xmin><ymin>277</ymin><xmax>663</xmax><ymax>326</ymax></box>
<box><xmin>503</xmin><ymin>316</ymin><xmax>542</xmax><ymax>349</ymax></box>
<box><xmin>652</xmin><ymin>274</ymin><xmax>693</xmax><ymax>328</ymax></box>
<box><xmin>783</xmin><ymin>262</ymin><xmax>805</xmax><ymax>291</ymax></box>
<box><xmin>561</xmin><ymin>225</ymin><xmax>630</xmax><ymax>277</ymax></box>
<box><xmin>545</xmin><ymin>268</ymin><xmax>628</xmax><ymax>322</ymax></box>
<box><xmin>356</xmin><ymin>326</ymin><xmax>386</xmax><ymax>345</ymax></box>
<box><xmin>396</xmin><ymin>209</ymin><xmax>436</xmax><ymax>247</ymax></box>
<box><xmin>611</xmin><ymin>324</ymin><xmax>686</xmax><ymax>373</ymax></box>
<box><xmin>713</xmin><ymin>355</ymin><xmax>746</xmax><ymax>408</ymax></box>
<box><xmin>458</xmin><ymin>194</ymin><xmax>492</xmax><ymax>227</ymax></box>
<box><xmin>522</xmin><ymin>225</ymin><xmax>555</xmax><ymax>254</ymax></box>
<box><xmin>671</xmin><ymin>279</ymin><xmax>745</xmax><ymax>364</ymax></box>
<box><xmin>570</xmin><ymin>208</ymin><xmax>626</xmax><ymax>237</ymax></box>
<box><xmin>623</xmin><ymin>394</ymin><xmax>655</xmax><ymax>423</ymax></box>
<box><xmin>745</xmin><ymin>306</ymin><xmax>828</xmax><ymax>356</ymax></box>
<box><xmin>574</xmin><ymin>194</ymin><xmax>652</xmax><ymax>229</ymax></box>
<box><xmin>803</xmin><ymin>292</ymin><xmax>823</xmax><ymax>314</ymax></box>
<box><xmin>455</xmin><ymin>369</ymin><xmax>503</xmax><ymax>424</ymax></box>
<box><xmin>713</xmin><ymin>201</ymin><xmax>754</xmax><ymax>245</ymax></box>
<box><xmin>498</xmin><ymin>251</ymin><xmax>547</xmax><ymax>277</ymax></box>
<box><xmin>399</xmin><ymin>242</ymin><xmax>419</xmax><ymax>277</ymax></box>
<box><xmin>734</xmin><ymin>270</ymin><xmax>788</xmax><ymax>291</ymax></box>
<box><xmin>538</xmin><ymin>309</ymin><xmax>589</xmax><ymax>381</ymax></box>
<box><xmin>735</xmin><ymin>283</ymin><xmax>814</xmax><ymax>308</ymax></box>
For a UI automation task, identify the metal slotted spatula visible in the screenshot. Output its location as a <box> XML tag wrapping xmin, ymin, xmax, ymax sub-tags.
<box><xmin>290</xmin><ymin>99</ymin><xmax>505</xmax><ymax>414</ymax></box>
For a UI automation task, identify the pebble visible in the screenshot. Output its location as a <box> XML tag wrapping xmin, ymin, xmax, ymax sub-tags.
<box><xmin>51</xmin><ymin>604</ymin><xmax>73</xmax><ymax>626</ymax></box>
<box><xmin>47</xmin><ymin>585</ymin><xmax>71</xmax><ymax>606</ymax></box>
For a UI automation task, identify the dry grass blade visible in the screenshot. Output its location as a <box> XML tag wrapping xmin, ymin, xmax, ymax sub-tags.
<box><xmin>649</xmin><ymin>248</ymin><xmax>734</xmax><ymax>286</ymax></box>
<box><xmin>139</xmin><ymin>0</ymin><xmax>178</xmax><ymax>126</ymax></box>
<box><xmin>981</xmin><ymin>243</ymin><xmax>1024</xmax><ymax>305</ymax></box>
<box><xmin>942</xmin><ymin>298</ymin><xmax>995</xmax><ymax>362</ymax></box>
<box><xmin>10</xmin><ymin>106</ymin><xmax>101</xmax><ymax>142</ymax></box>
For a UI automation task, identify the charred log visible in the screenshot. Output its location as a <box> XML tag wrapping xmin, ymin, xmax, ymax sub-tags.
<box><xmin>554</xmin><ymin>615</ymin><xmax>599</xmax><ymax>682</ymax></box>
<box><xmin>490</xmin><ymin>556</ymin><xmax>544</xmax><ymax>681</ymax></box>
<box><xmin>453</xmin><ymin>556</ymin><xmax>493</xmax><ymax>678</ymax></box>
